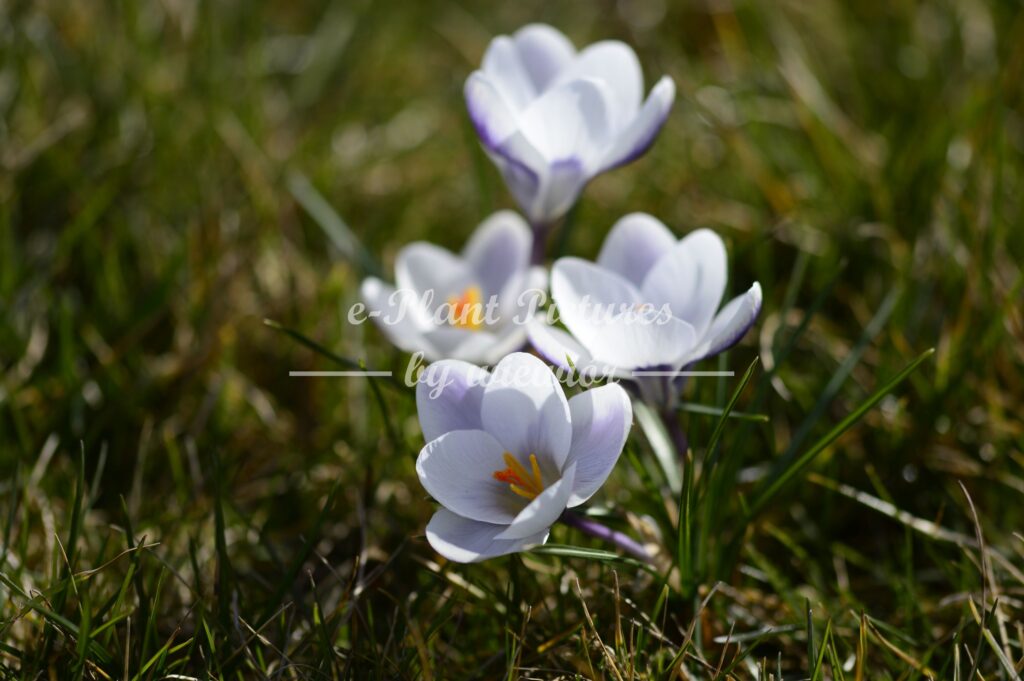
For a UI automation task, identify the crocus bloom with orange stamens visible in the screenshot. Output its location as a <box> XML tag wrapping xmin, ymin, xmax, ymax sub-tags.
<box><xmin>360</xmin><ymin>211</ymin><xmax>546</xmax><ymax>364</ymax></box>
<box><xmin>415</xmin><ymin>353</ymin><xmax>632</xmax><ymax>562</ymax></box>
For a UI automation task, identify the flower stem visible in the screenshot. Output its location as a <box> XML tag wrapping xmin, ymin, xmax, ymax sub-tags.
<box><xmin>530</xmin><ymin>221</ymin><xmax>552</xmax><ymax>265</ymax></box>
<box><xmin>559</xmin><ymin>510</ymin><xmax>655</xmax><ymax>564</ymax></box>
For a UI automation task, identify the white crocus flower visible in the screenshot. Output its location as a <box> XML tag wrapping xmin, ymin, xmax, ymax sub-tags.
<box><xmin>416</xmin><ymin>352</ymin><xmax>632</xmax><ymax>563</ymax></box>
<box><xmin>465</xmin><ymin>24</ymin><xmax>675</xmax><ymax>227</ymax></box>
<box><xmin>528</xmin><ymin>213</ymin><xmax>762</xmax><ymax>406</ymax></box>
<box><xmin>360</xmin><ymin>211</ymin><xmax>546</xmax><ymax>365</ymax></box>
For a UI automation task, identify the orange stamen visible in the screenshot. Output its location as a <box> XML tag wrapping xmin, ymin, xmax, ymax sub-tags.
<box><xmin>493</xmin><ymin>452</ymin><xmax>545</xmax><ymax>500</ymax></box>
<box><xmin>447</xmin><ymin>285</ymin><xmax>484</xmax><ymax>330</ymax></box>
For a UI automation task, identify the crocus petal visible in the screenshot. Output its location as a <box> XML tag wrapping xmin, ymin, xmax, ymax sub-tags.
<box><xmin>555</xmin><ymin>41</ymin><xmax>643</xmax><ymax>128</ymax></box>
<box><xmin>691</xmin><ymin>282</ymin><xmax>762</xmax><ymax>362</ymax></box>
<box><xmin>596</xmin><ymin>213</ymin><xmax>677</xmax><ymax>287</ymax></box>
<box><xmin>425</xmin><ymin>508</ymin><xmax>548</xmax><ymax>563</ymax></box>
<box><xmin>477</xmin><ymin>326</ymin><xmax>532</xmax><ymax>365</ymax></box>
<box><xmin>466</xmin><ymin>74</ymin><xmax>549</xmax><ymax>221</ymax></box>
<box><xmin>499</xmin><ymin>266</ymin><xmax>548</xmax><ymax>327</ymax></box>
<box><xmin>600</xmin><ymin>76</ymin><xmax>675</xmax><ymax>171</ymax></box>
<box><xmin>552</xmin><ymin>258</ymin><xmax>698</xmax><ymax>368</ymax></box>
<box><xmin>481</xmin><ymin>36</ymin><xmax>536</xmax><ymax>111</ymax></box>
<box><xmin>481</xmin><ymin>352</ymin><xmax>572</xmax><ymax>469</ymax></box>
<box><xmin>564</xmin><ymin>384</ymin><xmax>633</xmax><ymax>507</ymax></box>
<box><xmin>465</xmin><ymin>72</ymin><xmax>520</xmax><ymax>151</ymax></box>
<box><xmin>360</xmin><ymin>278</ymin><xmax>439</xmax><ymax>360</ymax></box>
<box><xmin>486</xmin><ymin>132</ymin><xmax>547</xmax><ymax>223</ymax></box>
<box><xmin>416</xmin><ymin>430</ymin><xmax>525</xmax><ymax>524</ymax></box>
<box><xmin>535</xmin><ymin>157</ymin><xmax>588</xmax><ymax>225</ymax></box>
<box><xmin>641</xmin><ymin>229</ymin><xmax>727</xmax><ymax>336</ymax></box>
<box><xmin>462</xmin><ymin>210</ymin><xmax>531</xmax><ymax>299</ymax></box>
<box><xmin>495</xmin><ymin>463</ymin><xmax>576</xmax><ymax>540</ymax></box>
<box><xmin>527</xmin><ymin>319</ymin><xmax>590</xmax><ymax>371</ymax></box>
<box><xmin>395</xmin><ymin>242</ymin><xmax>474</xmax><ymax>309</ymax></box>
<box><xmin>512</xmin><ymin>24</ymin><xmax>576</xmax><ymax>92</ymax></box>
<box><xmin>421</xmin><ymin>327</ymin><xmax>504</xmax><ymax>364</ymax></box>
<box><xmin>518</xmin><ymin>78</ymin><xmax>614</xmax><ymax>169</ymax></box>
<box><xmin>417</xmin><ymin>360</ymin><xmax>489</xmax><ymax>442</ymax></box>
<box><xmin>431</xmin><ymin>323</ymin><xmax>530</xmax><ymax>366</ymax></box>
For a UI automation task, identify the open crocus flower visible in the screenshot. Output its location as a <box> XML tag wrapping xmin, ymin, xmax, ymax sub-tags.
<box><xmin>360</xmin><ymin>211</ymin><xmax>546</xmax><ymax>364</ymax></box>
<box><xmin>416</xmin><ymin>352</ymin><xmax>632</xmax><ymax>563</ymax></box>
<box><xmin>528</xmin><ymin>213</ymin><xmax>762</xmax><ymax>406</ymax></box>
<box><xmin>465</xmin><ymin>24</ymin><xmax>675</xmax><ymax>226</ymax></box>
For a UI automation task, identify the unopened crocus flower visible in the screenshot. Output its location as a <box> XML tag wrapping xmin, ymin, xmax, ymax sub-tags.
<box><xmin>465</xmin><ymin>24</ymin><xmax>675</xmax><ymax>227</ymax></box>
<box><xmin>416</xmin><ymin>352</ymin><xmax>632</xmax><ymax>562</ymax></box>
<box><xmin>528</xmin><ymin>213</ymin><xmax>762</xmax><ymax>406</ymax></box>
<box><xmin>360</xmin><ymin>211</ymin><xmax>545</xmax><ymax>364</ymax></box>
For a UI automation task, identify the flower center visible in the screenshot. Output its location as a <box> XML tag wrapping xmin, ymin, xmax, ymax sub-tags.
<box><xmin>447</xmin><ymin>285</ymin><xmax>484</xmax><ymax>331</ymax></box>
<box><xmin>492</xmin><ymin>452</ymin><xmax>545</xmax><ymax>500</ymax></box>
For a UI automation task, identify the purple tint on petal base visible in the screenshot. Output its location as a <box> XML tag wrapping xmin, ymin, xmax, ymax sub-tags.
<box><xmin>496</xmin><ymin>151</ymin><xmax>541</xmax><ymax>212</ymax></box>
<box><xmin>538</xmin><ymin>157</ymin><xmax>586</xmax><ymax>221</ymax></box>
<box><xmin>467</xmin><ymin>99</ymin><xmax>504</xmax><ymax>156</ymax></box>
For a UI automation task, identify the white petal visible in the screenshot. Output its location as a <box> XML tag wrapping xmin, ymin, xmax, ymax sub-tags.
<box><xmin>641</xmin><ymin>228</ymin><xmax>727</xmax><ymax>336</ymax></box>
<box><xmin>600</xmin><ymin>76</ymin><xmax>675</xmax><ymax>172</ymax></box>
<box><xmin>564</xmin><ymin>384</ymin><xmax>632</xmax><ymax>506</ymax></box>
<box><xmin>518</xmin><ymin>78</ymin><xmax>614</xmax><ymax>168</ymax></box>
<box><xmin>691</xmin><ymin>282</ymin><xmax>762</xmax><ymax>362</ymax></box>
<box><xmin>512</xmin><ymin>24</ymin><xmax>576</xmax><ymax>92</ymax></box>
<box><xmin>481</xmin><ymin>36</ymin><xmax>536</xmax><ymax>111</ymax></box>
<box><xmin>483</xmin><ymin>132</ymin><xmax>548</xmax><ymax>224</ymax></box>
<box><xmin>360</xmin><ymin>278</ymin><xmax>439</xmax><ymax>360</ymax></box>
<box><xmin>527</xmin><ymin>319</ymin><xmax>590</xmax><ymax>371</ymax></box>
<box><xmin>535</xmin><ymin>158</ymin><xmax>588</xmax><ymax>224</ymax></box>
<box><xmin>462</xmin><ymin>211</ymin><xmax>532</xmax><ymax>299</ymax></box>
<box><xmin>499</xmin><ymin>265</ymin><xmax>548</xmax><ymax>327</ymax></box>
<box><xmin>465</xmin><ymin>74</ymin><xmax>550</xmax><ymax>222</ymax></box>
<box><xmin>416</xmin><ymin>430</ymin><xmax>524</xmax><ymax>524</ymax></box>
<box><xmin>477</xmin><ymin>325</ymin><xmax>531</xmax><ymax>365</ymax></box>
<box><xmin>395</xmin><ymin>242</ymin><xmax>474</xmax><ymax>311</ymax></box>
<box><xmin>481</xmin><ymin>352</ymin><xmax>572</xmax><ymax>469</ymax></box>
<box><xmin>596</xmin><ymin>213</ymin><xmax>677</xmax><ymax>287</ymax></box>
<box><xmin>425</xmin><ymin>509</ymin><xmax>548</xmax><ymax>563</ymax></box>
<box><xmin>423</xmin><ymin>315</ymin><xmax>532</xmax><ymax>366</ymax></box>
<box><xmin>555</xmin><ymin>41</ymin><xmax>643</xmax><ymax>129</ymax></box>
<box><xmin>495</xmin><ymin>463</ymin><xmax>576</xmax><ymax>540</ymax></box>
<box><xmin>465</xmin><ymin>71</ymin><xmax>520</xmax><ymax>150</ymax></box>
<box><xmin>421</xmin><ymin>327</ymin><xmax>504</xmax><ymax>364</ymax></box>
<box><xmin>416</xmin><ymin>360</ymin><xmax>489</xmax><ymax>442</ymax></box>
<box><xmin>552</xmin><ymin>258</ymin><xmax>698</xmax><ymax>368</ymax></box>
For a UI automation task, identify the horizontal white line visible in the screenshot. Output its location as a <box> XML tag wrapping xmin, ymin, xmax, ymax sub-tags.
<box><xmin>289</xmin><ymin>371</ymin><xmax>393</xmax><ymax>377</ymax></box>
<box><xmin>631</xmin><ymin>370</ymin><xmax>735</xmax><ymax>377</ymax></box>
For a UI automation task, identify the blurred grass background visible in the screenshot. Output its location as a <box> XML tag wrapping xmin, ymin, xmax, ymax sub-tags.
<box><xmin>1</xmin><ymin>0</ymin><xmax>1023</xmax><ymax>677</ymax></box>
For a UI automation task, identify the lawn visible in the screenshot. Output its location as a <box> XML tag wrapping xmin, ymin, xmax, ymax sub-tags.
<box><xmin>1</xmin><ymin>0</ymin><xmax>1023</xmax><ymax>678</ymax></box>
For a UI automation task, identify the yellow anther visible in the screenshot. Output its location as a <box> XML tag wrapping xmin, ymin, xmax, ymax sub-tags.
<box><xmin>493</xmin><ymin>452</ymin><xmax>545</xmax><ymax>499</ymax></box>
<box><xmin>447</xmin><ymin>285</ymin><xmax>484</xmax><ymax>330</ymax></box>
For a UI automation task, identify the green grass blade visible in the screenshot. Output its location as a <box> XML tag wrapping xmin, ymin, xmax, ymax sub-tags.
<box><xmin>746</xmin><ymin>348</ymin><xmax>935</xmax><ymax>519</ymax></box>
<box><xmin>633</xmin><ymin>401</ymin><xmax>682</xmax><ymax>492</ymax></box>
<box><xmin>287</xmin><ymin>170</ymin><xmax>381</xmax><ymax>277</ymax></box>
<box><xmin>676</xmin><ymin>402</ymin><xmax>769</xmax><ymax>423</ymax></box>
